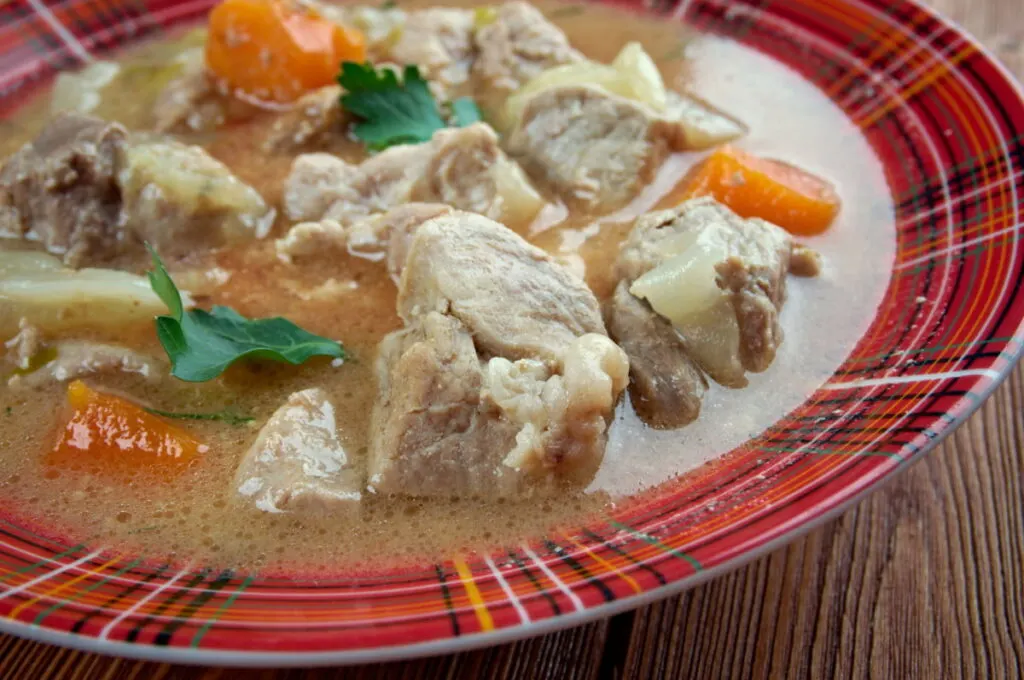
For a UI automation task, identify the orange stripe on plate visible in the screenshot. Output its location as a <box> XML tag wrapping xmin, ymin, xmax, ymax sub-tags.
<box><xmin>8</xmin><ymin>555</ymin><xmax>122</xmax><ymax>621</ymax></box>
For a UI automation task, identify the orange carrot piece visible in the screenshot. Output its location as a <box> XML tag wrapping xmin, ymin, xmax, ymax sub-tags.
<box><xmin>49</xmin><ymin>381</ymin><xmax>205</xmax><ymax>476</ymax></box>
<box><xmin>205</xmin><ymin>0</ymin><xmax>365</xmax><ymax>103</ymax></box>
<box><xmin>677</xmin><ymin>146</ymin><xmax>841</xmax><ymax>236</ymax></box>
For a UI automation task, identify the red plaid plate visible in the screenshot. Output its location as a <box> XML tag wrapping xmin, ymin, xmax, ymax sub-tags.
<box><xmin>0</xmin><ymin>0</ymin><xmax>1022</xmax><ymax>666</ymax></box>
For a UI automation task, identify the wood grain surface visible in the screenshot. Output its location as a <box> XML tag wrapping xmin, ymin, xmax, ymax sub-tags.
<box><xmin>2</xmin><ymin>0</ymin><xmax>1023</xmax><ymax>677</ymax></box>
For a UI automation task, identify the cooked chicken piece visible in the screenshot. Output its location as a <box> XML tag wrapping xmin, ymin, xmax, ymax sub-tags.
<box><xmin>397</xmin><ymin>212</ymin><xmax>606</xmax><ymax>365</ymax></box>
<box><xmin>618</xmin><ymin>197</ymin><xmax>811</xmax><ymax>388</ymax></box>
<box><xmin>120</xmin><ymin>140</ymin><xmax>275</xmax><ymax>259</ymax></box>
<box><xmin>283</xmin><ymin>123</ymin><xmax>544</xmax><ymax>229</ymax></box>
<box><xmin>605</xmin><ymin>282</ymin><xmax>707</xmax><ymax>428</ymax></box>
<box><xmin>7</xmin><ymin>340</ymin><xmax>160</xmax><ymax>389</ymax></box>
<box><xmin>0</xmin><ymin>114</ymin><xmax>273</xmax><ymax>268</ymax></box>
<box><xmin>235</xmin><ymin>388</ymin><xmax>362</xmax><ymax>514</ymax></box>
<box><xmin>369</xmin><ymin>211</ymin><xmax>628</xmax><ymax>498</ymax></box>
<box><xmin>472</xmin><ymin>1</ymin><xmax>582</xmax><ymax>113</ymax></box>
<box><xmin>506</xmin><ymin>86</ymin><xmax>686</xmax><ymax>211</ymax></box>
<box><xmin>264</xmin><ymin>85</ymin><xmax>346</xmax><ymax>152</ymax></box>
<box><xmin>0</xmin><ymin>114</ymin><xmax>127</xmax><ymax>267</ymax></box>
<box><xmin>389</xmin><ymin>8</ymin><xmax>475</xmax><ymax>100</ymax></box>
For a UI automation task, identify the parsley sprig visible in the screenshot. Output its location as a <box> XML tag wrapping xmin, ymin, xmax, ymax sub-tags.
<box><xmin>147</xmin><ymin>248</ymin><xmax>345</xmax><ymax>382</ymax></box>
<box><xmin>338</xmin><ymin>62</ymin><xmax>482</xmax><ymax>150</ymax></box>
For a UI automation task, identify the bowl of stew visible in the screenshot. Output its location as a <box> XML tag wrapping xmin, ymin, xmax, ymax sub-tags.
<box><xmin>0</xmin><ymin>0</ymin><xmax>1022</xmax><ymax>666</ymax></box>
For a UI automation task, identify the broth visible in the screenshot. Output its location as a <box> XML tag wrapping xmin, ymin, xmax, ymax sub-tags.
<box><xmin>0</xmin><ymin>0</ymin><xmax>894</xmax><ymax>573</ymax></box>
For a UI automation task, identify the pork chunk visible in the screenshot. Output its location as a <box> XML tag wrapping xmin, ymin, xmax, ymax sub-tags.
<box><xmin>152</xmin><ymin>57</ymin><xmax>224</xmax><ymax>133</ymax></box>
<box><xmin>283</xmin><ymin>123</ymin><xmax>544</xmax><ymax>228</ymax></box>
<box><xmin>264</xmin><ymin>85</ymin><xmax>346</xmax><ymax>152</ymax></box>
<box><xmin>235</xmin><ymin>388</ymin><xmax>361</xmax><ymax>514</ymax></box>
<box><xmin>506</xmin><ymin>86</ymin><xmax>685</xmax><ymax>211</ymax></box>
<box><xmin>0</xmin><ymin>114</ymin><xmax>127</xmax><ymax>267</ymax></box>
<box><xmin>619</xmin><ymin>197</ymin><xmax>811</xmax><ymax>388</ymax></box>
<box><xmin>605</xmin><ymin>282</ymin><xmax>707</xmax><ymax>428</ymax></box>
<box><xmin>472</xmin><ymin>2</ymin><xmax>582</xmax><ymax>112</ymax></box>
<box><xmin>397</xmin><ymin>212</ymin><xmax>606</xmax><ymax>365</ymax></box>
<box><xmin>371</xmin><ymin>311</ymin><xmax>524</xmax><ymax>497</ymax></box>
<box><xmin>389</xmin><ymin>9</ymin><xmax>475</xmax><ymax>100</ymax></box>
<box><xmin>370</xmin><ymin>212</ymin><xmax>628</xmax><ymax>498</ymax></box>
<box><xmin>277</xmin><ymin>203</ymin><xmax>455</xmax><ymax>282</ymax></box>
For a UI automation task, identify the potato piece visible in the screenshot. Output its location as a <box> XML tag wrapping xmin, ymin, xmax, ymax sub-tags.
<box><xmin>120</xmin><ymin>141</ymin><xmax>275</xmax><ymax>257</ymax></box>
<box><xmin>628</xmin><ymin>227</ymin><xmax>744</xmax><ymax>384</ymax></box>
<box><xmin>663</xmin><ymin>92</ymin><xmax>745</xmax><ymax>150</ymax></box>
<box><xmin>50</xmin><ymin>61</ymin><xmax>121</xmax><ymax>115</ymax></box>
<box><xmin>0</xmin><ymin>250</ymin><xmax>187</xmax><ymax>336</ymax></box>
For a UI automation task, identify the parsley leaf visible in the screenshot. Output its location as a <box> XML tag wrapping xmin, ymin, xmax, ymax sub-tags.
<box><xmin>339</xmin><ymin>63</ymin><xmax>444</xmax><ymax>150</ymax></box>
<box><xmin>338</xmin><ymin>63</ymin><xmax>484</xmax><ymax>150</ymax></box>
<box><xmin>450</xmin><ymin>97</ymin><xmax>482</xmax><ymax>127</ymax></box>
<box><xmin>147</xmin><ymin>248</ymin><xmax>345</xmax><ymax>382</ymax></box>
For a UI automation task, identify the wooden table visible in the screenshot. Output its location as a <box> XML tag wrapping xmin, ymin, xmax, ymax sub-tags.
<box><xmin>2</xmin><ymin>0</ymin><xmax>1022</xmax><ymax>677</ymax></box>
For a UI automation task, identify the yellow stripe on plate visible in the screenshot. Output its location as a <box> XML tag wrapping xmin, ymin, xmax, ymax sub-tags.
<box><xmin>454</xmin><ymin>558</ymin><xmax>494</xmax><ymax>632</ymax></box>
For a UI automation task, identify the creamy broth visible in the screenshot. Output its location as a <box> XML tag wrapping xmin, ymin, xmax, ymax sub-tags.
<box><xmin>0</xmin><ymin>0</ymin><xmax>894</xmax><ymax>573</ymax></box>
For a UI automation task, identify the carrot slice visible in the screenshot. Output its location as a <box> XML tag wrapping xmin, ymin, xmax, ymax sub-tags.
<box><xmin>49</xmin><ymin>381</ymin><xmax>206</xmax><ymax>476</ymax></box>
<box><xmin>205</xmin><ymin>0</ymin><xmax>365</xmax><ymax>103</ymax></box>
<box><xmin>676</xmin><ymin>146</ymin><xmax>841</xmax><ymax>236</ymax></box>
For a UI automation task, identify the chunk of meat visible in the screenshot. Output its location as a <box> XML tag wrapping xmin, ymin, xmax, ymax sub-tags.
<box><xmin>4</xmin><ymin>319</ymin><xmax>42</xmax><ymax>371</ymax></box>
<box><xmin>283</xmin><ymin>123</ymin><xmax>544</xmax><ymax>229</ymax></box>
<box><xmin>280</xmin><ymin>152</ymin><xmax>359</xmax><ymax>224</ymax></box>
<box><xmin>0</xmin><ymin>114</ymin><xmax>273</xmax><ymax>267</ymax></box>
<box><xmin>235</xmin><ymin>388</ymin><xmax>361</xmax><ymax>514</ymax></box>
<box><xmin>605</xmin><ymin>282</ymin><xmax>707</xmax><ymax>428</ymax></box>
<box><xmin>263</xmin><ymin>85</ymin><xmax>346</xmax><ymax>152</ymax></box>
<box><xmin>472</xmin><ymin>2</ymin><xmax>582</xmax><ymax>113</ymax></box>
<box><xmin>506</xmin><ymin>86</ymin><xmax>685</xmax><ymax>211</ymax></box>
<box><xmin>152</xmin><ymin>57</ymin><xmax>224</xmax><ymax>133</ymax></box>
<box><xmin>0</xmin><ymin>114</ymin><xmax>127</xmax><ymax>267</ymax></box>
<box><xmin>120</xmin><ymin>141</ymin><xmax>275</xmax><ymax>259</ymax></box>
<box><xmin>620</xmin><ymin>197</ymin><xmax>810</xmax><ymax>387</ymax></box>
<box><xmin>370</xmin><ymin>311</ymin><xmax>524</xmax><ymax>497</ymax></box>
<box><xmin>397</xmin><ymin>212</ymin><xmax>606</xmax><ymax>365</ymax></box>
<box><xmin>388</xmin><ymin>9</ymin><xmax>475</xmax><ymax>100</ymax></box>
<box><xmin>277</xmin><ymin>203</ymin><xmax>454</xmax><ymax>282</ymax></box>
<box><xmin>7</xmin><ymin>341</ymin><xmax>160</xmax><ymax>389</ymax></box>
<box><xmin>369</xmin><ymin>211</ymin><xmax>628</xmax><ymax>498</ymax></box>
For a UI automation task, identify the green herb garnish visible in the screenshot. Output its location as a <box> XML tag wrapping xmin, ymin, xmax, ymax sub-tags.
<box><xmin>143</xmin><ymin>407</ymin><xmax>255</xmax><ymax>426</ymax></box>
<box><xmin>450</xmin><ymin>97</ymin><xmax>482</xmax><ymax>127</ymax></box>
<box><xmin>147</xmin><ymin>248</ymin><xmax>345</xmax><ymax>382</ymax></box>
<box><xmin>338</xmin><ymin>62</ymin><xmax>483</xmax><ymax>150</ymax></box>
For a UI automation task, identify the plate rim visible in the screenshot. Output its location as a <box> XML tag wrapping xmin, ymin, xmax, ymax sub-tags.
<box><xmin>0</xmin><ymin>0</ymin><xmax>1022</xmax><ymax>666</ymax></box>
